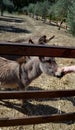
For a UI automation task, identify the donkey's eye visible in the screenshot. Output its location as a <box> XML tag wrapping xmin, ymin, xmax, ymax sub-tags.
<box><xmin>49</xmin><ymin>60</ymin><xmax>51</xmax><ymax>63</ymax></box>
<box><xmin>46</xmin><ymin>60</ymin><xmax>51</xmax><ymax>63</ymax></box>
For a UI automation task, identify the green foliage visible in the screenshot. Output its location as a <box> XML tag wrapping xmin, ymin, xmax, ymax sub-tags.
<box><xmin>48</xmin><ymin>4</ymin><xmax>56</xmax><ymax>21</ymax></box>
<box><xmin>0</xmin><ymin>0</ymin><xmax>14</xmax><ymax>16</ymax></box>
<box><xmin>33</xmin><ymin>2</ymin><xmax>43</xmax><ymax>16</ymax></box>
<box><xmin>27</xmin><ymin>3</ymin><xmax>35</xmax><ymax>14</ymax></box>
<box><xmin>27</xmin><ymin>0</ymin><xmax>50</xmax><ymax>21</ymax></box>
<box><xmin>41</xmin><ymin>0</ymin><xmax>50</xmax><ymax>18</ymax></box>
<box><xmin>3</xmin><ymin>0</ymin><xmax>14</xmax><ymax>6</ymax></box>
<box><xmin>67</xmin><ymin>0</ymin><xmax>75</xmax><ymax>36</ymax></box>
<box><xmin>27</xmin><ymin>0</ymin><xmax>51</xmax><ymax>22</ymax></box>
<box><xmin>53</xmin><ymin>0</ymin><xmax>71</xmax><ymax>20</ymax></box>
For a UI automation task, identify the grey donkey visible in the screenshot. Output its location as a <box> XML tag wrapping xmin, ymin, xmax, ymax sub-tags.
<box><xmin>0</xmin><ymin>56</ymin><xmax>59</xmax><ymax>105</ymax></box>
<box><xmin>0</xmin><ymin>57</ymin><xmax>58</xmax><ymax>90</ymax></box>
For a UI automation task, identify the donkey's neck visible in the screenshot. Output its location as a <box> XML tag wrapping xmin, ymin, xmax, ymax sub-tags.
<box><xmin>21</xmin><ymin>57</ymin><xmax>42</xmax><ymax>86</ymax></box>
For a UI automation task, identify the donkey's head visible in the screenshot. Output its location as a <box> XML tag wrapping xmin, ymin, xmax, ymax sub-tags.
<box><xmin>39</xmin><ymin>57</ymin><xmax>58</xmax><ymax>76</ymax></box>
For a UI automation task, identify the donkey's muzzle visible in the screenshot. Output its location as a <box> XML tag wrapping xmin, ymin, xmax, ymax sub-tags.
<box><xmin>55</xmin><ymin>71</ymin><xmax>65</xmax><ymax>78</ymax></box>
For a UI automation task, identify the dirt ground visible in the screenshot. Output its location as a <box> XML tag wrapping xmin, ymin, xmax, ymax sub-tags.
<box><xmin>0</xmin><ymin>13</ymin><xmax>75</xmax><ymax>130</ymax></box>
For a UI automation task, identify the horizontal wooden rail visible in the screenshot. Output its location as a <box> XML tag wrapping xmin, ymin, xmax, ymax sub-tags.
<box><xmin>0</xmin><ymin>89</ymin><xmax>75</xmax><ymax>99</ymax></box>
<box><xmin>0</xmin><ymin>113</ymin><xmax>75</xmax><ymax>127</ymax></box>
<box><xmin>0</xmin><ymin>42</ymin><xmax>75</xmax><ymax>58</ymax></box>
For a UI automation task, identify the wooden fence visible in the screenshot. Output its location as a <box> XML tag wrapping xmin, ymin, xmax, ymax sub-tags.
<box><xmin>0</xmin><ymin>42</ymin><xmax>75</xmax><ymax>127</ymax></box>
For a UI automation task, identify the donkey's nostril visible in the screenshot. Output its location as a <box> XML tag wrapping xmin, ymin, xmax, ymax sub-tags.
<box><xmin>55</xmin><ymin>71</ymin><xmax>65</xmax><ymax>78</ymax></box>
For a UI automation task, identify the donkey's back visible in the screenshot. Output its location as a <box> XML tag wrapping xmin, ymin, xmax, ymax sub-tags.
<box><xmin>0</xmin><ymin>57</ymin><xmax>19</xmax><ymax>88</ymax></box>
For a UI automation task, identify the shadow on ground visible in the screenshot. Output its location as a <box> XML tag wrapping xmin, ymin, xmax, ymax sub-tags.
<box><xmin>0</xmin><ymin>99</ymin><xmax>64</xmax><ymax>116</ymax></box>
<box><xmin>0</xmin><ymin>16</ymin><xmax>24</xmax><ymax>23</ymax></box>
<box><xmin>0</xmin><ymin>25</ymin><xmax>31</xmax><ymax>33</ymax></box>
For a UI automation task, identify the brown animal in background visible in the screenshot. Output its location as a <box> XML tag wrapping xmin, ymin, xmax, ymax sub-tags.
<box><xmin>16</xmin><ymin>35</ymin><xmax>55</xmax><ymax>65</ymax></box>
<box><xmin>29</xmin><ymin>35</ymin><xmax>55</xmax><ymax>45</ymax></box>
<box><xmin>38</xmin><ymin>35</ymin><xmax>47</xmax><ymax>44</ymax></box>
<box><xmin>5</xmin><ymin>35</ymin><xmax>55</xmax><ymax>65</ymax></box>
<box><xmin>38</xmin><ymin>35</ymin><xmax>55</xmax><ymax>44</ymax></box>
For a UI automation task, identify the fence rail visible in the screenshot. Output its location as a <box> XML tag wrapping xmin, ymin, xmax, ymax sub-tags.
<box><xmin>0</xmin><ymin>113</ymin><xmax>75</xmax><ymax>127</ymax></box>
<box><xmin>0</xmin><ymin>90</ymin><xmax>75</xmax><ymax>99</ymax></box>
<box><xmin>0</xmin><ymin>42</ymin><xmax>75</xmax><ymax>127</ymax></box>
<box><xmin>0</xmin><ymin>42</ymin><xmax>75</xmax><ymax>58</ymax></box>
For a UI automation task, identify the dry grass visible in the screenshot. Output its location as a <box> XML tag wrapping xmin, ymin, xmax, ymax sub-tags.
<box><xmin>0</xmin><ymin>13</ymin><xmax>75</xmax><ymax>130</ymax></box>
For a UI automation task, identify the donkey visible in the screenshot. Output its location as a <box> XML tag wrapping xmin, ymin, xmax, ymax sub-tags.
<box><xmin>0</xmin><ymin>56</ymin><xmax>58</xmax><ymax>89</ymax></box>
<box><xmin>0</xmin><ymin>56</ymin><xmax>59</xmax><ymax>105</ymax></box>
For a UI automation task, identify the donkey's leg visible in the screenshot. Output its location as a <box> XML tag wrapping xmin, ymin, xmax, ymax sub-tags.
<box><xmin>17</xmin><ymin>80</ymin><xmax>26</xmax><ymax>107</ymax></box>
